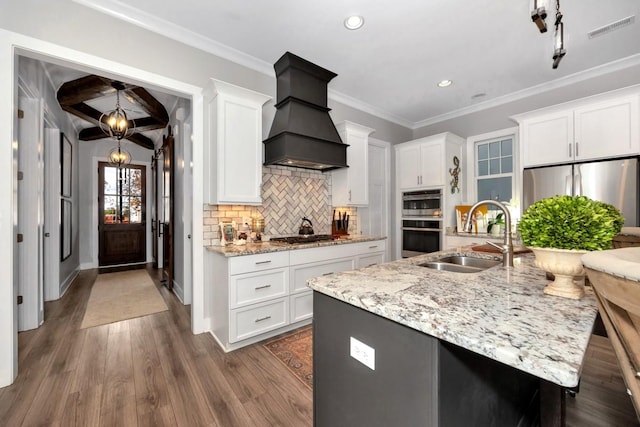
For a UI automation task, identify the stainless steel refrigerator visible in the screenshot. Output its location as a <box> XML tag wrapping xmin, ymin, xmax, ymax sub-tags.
<box><xmin>522</xmin><ymin>157</ymin><xmax>639</xmax><ymax>227</ymax></box>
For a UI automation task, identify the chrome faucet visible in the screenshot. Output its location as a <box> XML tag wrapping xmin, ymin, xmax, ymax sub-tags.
<box><xmin>464</xmin><ymin>200</ymin><xmax>514</xmax><ymax>267</ymax></box>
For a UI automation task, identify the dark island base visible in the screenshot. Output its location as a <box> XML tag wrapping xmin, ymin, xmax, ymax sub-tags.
<box><xmin>313</xmin><ymin>292</ymin><xmax>565</xmax><ymax>427</ymax></box>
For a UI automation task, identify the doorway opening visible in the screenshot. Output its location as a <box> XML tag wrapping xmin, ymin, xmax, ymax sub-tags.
<box><xmin>98</xmin><ymin>162</ymin><xmax>147</xmax><ymax>267</ymax></box>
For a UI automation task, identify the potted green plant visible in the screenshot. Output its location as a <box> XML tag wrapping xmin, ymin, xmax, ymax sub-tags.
<box><xmin>518</xmin><ymin>195</ymin><xmax>624</xmax><ymax>299</ymax></box>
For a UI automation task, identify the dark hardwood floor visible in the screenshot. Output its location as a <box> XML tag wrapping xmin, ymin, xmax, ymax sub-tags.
<box><xmin>0</xmin><ymin>267</ymin><xmax>637</xmax><ymax>426</ymax></box>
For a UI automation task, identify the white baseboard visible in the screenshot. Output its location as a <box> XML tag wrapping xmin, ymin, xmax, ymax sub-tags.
<box><xmin>172</xmin><ymin>279</ymin><xmax>185</xmax><ymax>303</ymax></box>
<box><xmin>59</xmin><ymin>269</ymin><xmax>79</xmax><ymax>298</ymax></box>
<box><xmin>79</xmin><ymin>262</ymin><xmax>96</xmax><ymax>270</ymax></box>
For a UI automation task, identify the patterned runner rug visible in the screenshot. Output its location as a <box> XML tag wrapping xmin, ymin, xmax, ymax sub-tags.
<box><xmin>263</xmin><ymin>325</ymin><xmax>313</xmax><ymax>389</ymax></box>
<box><xmin>81</xmin><ymin>269</ymin><xmax>168</xmax><ymax>329</ymax></box>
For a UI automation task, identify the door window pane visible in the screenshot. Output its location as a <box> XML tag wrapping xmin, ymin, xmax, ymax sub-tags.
<box><xmin>101</xmin><ymin>165</ymin><xmax>144</xmax><ymax>224</ymax></box>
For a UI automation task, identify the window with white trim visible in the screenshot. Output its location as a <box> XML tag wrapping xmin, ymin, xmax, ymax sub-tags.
<box><xmin>476</xmin><ymin>136</ymin><xmax>513</xmax><ymax>202</ymax></box>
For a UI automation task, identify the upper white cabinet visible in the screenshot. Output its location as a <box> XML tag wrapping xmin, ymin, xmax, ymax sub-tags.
<box><xmin>331</xmin><ymin>121</ymin><xmax>375</xmax><ymax>206</ymax></box>
<box><xmin>203</xmin><ymin>79</ymin><xmax>271</xmax><ymax>205</ymax></box>
<box><xmin>396</xmin><ymin>132</ymin><xmax>464</xmax><ymax>191</ymax></box>
<box><xmin>517</xmin><ymin>92</ymin><xmax>640</xmax><ymax>168</ymax></box>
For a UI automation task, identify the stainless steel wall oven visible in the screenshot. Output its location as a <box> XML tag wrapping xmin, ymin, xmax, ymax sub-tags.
<box><xmin>401</xmin><ymin>219</ymin><xmax>441</xmax><ymax>258</ymax></box>
<box><xmin>402</xmin><ymin>189</ymin><xmax>442</xmax><ymax>217</ymax></box>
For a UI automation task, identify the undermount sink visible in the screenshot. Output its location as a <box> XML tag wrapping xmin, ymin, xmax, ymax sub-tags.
<box><xmin>418</xmin><ymin>255</ymin><xmax>501</xmax><ymax>274</ymax></box>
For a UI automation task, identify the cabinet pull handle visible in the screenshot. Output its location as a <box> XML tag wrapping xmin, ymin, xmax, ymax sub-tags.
<box><xmin>255</xmin><ymin>315</ymin><xmax>271</xmax><ymax>323</ymax></box>
<box><xmin>369</xmin><ymin>245</ymin><xmax>378</xmax><ymax>249</ymax></box>
<box><xmin>575</xmin><ymin>142</ymin><xmax>579</xmax><ymax>157</ymax></box>
<box><xmin>322</xmin><ymin>272</ymin><xmax>334</xmax><ymax>276</ymax></box>
<box><xmin>568</xmin><ymin>143</ymin><xmax>572</xmax><ymax>158</ymax></box>
<box><xmin>255</xmin><ymin>260</ymin><xmax>272</xmax><ymax>265</ymax></box>
<box><xmin>254</xmin><ymin>284</ymin><xmax>271</xmax><ymax>290</ymax></box>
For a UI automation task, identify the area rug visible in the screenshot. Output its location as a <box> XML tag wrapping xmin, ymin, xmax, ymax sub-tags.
<box><xmin>80</xmin><ymin>269</ymin><xmax>168</xmax><ymax>329</ymax></box>
<box><xmin>263</xmin><ymin>326</ymin><xmax>313</xmax><ymax>389</ymax></box>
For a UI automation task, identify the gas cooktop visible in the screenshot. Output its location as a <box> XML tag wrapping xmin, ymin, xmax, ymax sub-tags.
<box><xmin>270</xmin><ymin>234</ymin><xmax>335</xmax><ymax>244</ymax></box>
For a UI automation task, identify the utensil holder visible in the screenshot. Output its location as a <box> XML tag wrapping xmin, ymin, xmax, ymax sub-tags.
<box><xmin>332</xmin><ymin>220</ymin><xmax>348</xmax><ymax>236</ymax></box>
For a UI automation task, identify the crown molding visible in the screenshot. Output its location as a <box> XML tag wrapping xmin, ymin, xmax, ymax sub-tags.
<box><xmin>328</xmin><ymin>89</ymin><xmax>414</xmax><ymax>128</ymax></box>
<box><xmin>412</xmin><ymin>53</ymin><xmax>640</xmax><ymax>130</ymax></box>
<box><xmin>71</xmin><ymin>1</ymin><xmax>640</xmax><ymax>132</ymax></box>
<box><xmin>72</xmin><ymin>0</ymin><xmax>275</xmax><ymax>77</ymax></box>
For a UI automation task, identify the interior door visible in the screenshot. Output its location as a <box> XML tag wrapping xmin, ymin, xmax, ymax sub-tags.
<box><xmin>162</xmin><ymin>132</ymin><xmax>174</xmax><ymax>289</ymax></box>
<box><xmin>98</xmin><ymin>162</ymin><xmax>146</xmax><ymax>266</ymax></box>
<box><xmin>151</xmin><ymin>154</ymin><xmax>158</xmax><ymax>268</ymax></box>
<box><xmin>17</xmin><ymin>96</ymin><xmax>44</xmax><ymax>331</ymax></box>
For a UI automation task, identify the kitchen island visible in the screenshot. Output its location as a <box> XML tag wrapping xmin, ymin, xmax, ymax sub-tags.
<box><xmin>308</xmin><ymin>249</ymin><xmax>598</xmax><ymax>426</ymax></box>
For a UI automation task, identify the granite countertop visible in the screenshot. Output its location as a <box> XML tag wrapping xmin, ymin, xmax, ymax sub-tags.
<box><xmin>308</xmin><ymin>249</ymin><xmax>598</xmax><ymax>388</ymax></box>
<box><xmin>205</xmin><ymin>235</ymin><xmax>386</xmax><ymax>257</ymax></box>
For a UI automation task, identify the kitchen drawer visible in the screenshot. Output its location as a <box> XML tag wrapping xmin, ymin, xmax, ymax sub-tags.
<box><xmin>230</xmin><ymin>298</ymin><xmax>289</xmax><ymax>343</ymax></box>
<box><xmin>230</xmin><ymin>267</ymin><xmax>288</xmax><ymax>309</ymax></box>
<box><xmin>290</xmin><ymin>258</ymin><xmax>355</xmax><ymax>294</ymax></box>
<box><xmin>356</xmin><ymin>240</ymin><xmax>387</xmax><ymax>254</ymax></box>
<box><xmin>229</xmin><ymin>251</ymin><xmax>289</xmax><ymax>275</ymax></box>
<box><xmin>290</xmin><ymin>291</ymin><xmax>313</xmax><ymax>323</ymax></box>
<box><xmin>357</xmin><ymin>252</ymin><xmax>384</xmax><ymax>268</ymax></box>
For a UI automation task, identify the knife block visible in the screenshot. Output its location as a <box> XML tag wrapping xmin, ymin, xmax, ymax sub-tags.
<box><xmin>332</xmin><ymin>220</ymin><xmax>348</xmax><ymax>236</ymax></box>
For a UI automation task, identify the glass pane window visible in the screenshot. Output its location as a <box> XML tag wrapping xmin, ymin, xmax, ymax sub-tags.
<box><xmin>102</xmin><ymin>165</ymin><xmax>144</xmax><ymax>224</ymax></box>
<box><xmin>476</xmin><ymin>137</ymin><xmax>514</xmax><ymax>202</ymax></box>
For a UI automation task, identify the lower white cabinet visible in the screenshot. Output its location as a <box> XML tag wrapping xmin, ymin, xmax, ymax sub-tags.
<box><xmin>230</xmin><ymin>298</ymin><xmax>289</xmax><ymax>342</ymax></box>
<box><xmin>290</xmin><ymin>292</ymin><xmax>313</xmax><ymax>323</ymax></box>
<box><xmin>207</xmin><ymin>239</ymin><xmax>387</xmax><ymax>352</ymax></box>
<box><xmin>357</xmin><ymin>252</ymin><xmax>385</xmax><ymax>268</ymax></box>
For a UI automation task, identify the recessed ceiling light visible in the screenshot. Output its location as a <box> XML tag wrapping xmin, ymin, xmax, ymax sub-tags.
<box><xmin>437</xmin><ymin>80</ymin><xmax>453</xmax><ymax>88</ymax></box>
<box><xmin>344</xmin><ymin>15</ymin><xmax>364</xmax><ymax>30</ymax></box>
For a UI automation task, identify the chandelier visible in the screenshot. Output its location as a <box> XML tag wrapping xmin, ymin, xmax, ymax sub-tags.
<box><xmin>531</xmin><ymin>0</ymin><xmax>566</xmax><ymax>69</ymax></box>
<box><xmin>108</xmin><ymin>143</ymin><xmax>131</xmax><ymax>168</ymax></box>
<box><xmin>99</xmin><ymin>84</ymin><xmax>135</xmax><ymax>140</ymax></box>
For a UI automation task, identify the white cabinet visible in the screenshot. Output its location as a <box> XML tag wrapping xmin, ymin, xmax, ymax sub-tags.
<box><xmin>332</xmin><ymin>121</ymin><xmax>375</xmax><ymax>206</ymax></box>
<box><xmin>207</xmin><ymin>239</ymin><xmax>386</xmax><ymax>351</ymax></box>
<box><xmin>395</xmin><ymin>133</ymin><xmax>464</xmax><ymax>190</ymax></box>
<box><xmin>517</xmin><ymin>92</ymin><xmax>640</xmax><ymax>168</ymax></box>
<box><xmin>203</xmin><ymin>79</ymin><xmax>271</xmax><ymax>205</ymax></box>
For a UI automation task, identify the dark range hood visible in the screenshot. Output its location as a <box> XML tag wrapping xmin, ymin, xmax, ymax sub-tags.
<box><xmin>263</xmin><ymin>52</ymin><xmax>348</xmax><ymax>171</ymax></box>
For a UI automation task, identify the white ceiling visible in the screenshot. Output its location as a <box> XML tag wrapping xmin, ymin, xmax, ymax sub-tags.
<box><xmin>74</xmin><ymin>0</ymin><xmax>640</xmax><ymax>129</ymax></box>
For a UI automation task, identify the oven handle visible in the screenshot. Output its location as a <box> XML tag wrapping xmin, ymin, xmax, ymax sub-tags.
<box><xmin>402</xmin><ymin>227</ymin><xmax>441</xmax><ymax>232</ymax></box>
<box><xmin>402</xmin><ymin>195</ymin><xmax>441</xmax><ymax>201</ymax></box>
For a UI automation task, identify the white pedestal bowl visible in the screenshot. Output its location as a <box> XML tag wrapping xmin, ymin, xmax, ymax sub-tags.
<box><xmin>530</xmin><ymin>247</ymin><xmax>589</xmax><ymax>299</ymax></box>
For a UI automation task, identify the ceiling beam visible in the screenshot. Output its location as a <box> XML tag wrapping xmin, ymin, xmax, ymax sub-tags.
<box><xmin>78</xmin><ymin>127</ymin><xmax>154</xmax><ymax>149</ymax></box>
<box><xmin>56</xmin><ymin>74</ymin><xmax>169</xmax><ymax>150</ymax></box>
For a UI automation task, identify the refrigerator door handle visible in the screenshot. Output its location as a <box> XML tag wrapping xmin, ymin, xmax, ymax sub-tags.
<box><xmin>565</xmin><ymin>174</ymin><xmax>572</xmax><ymax>195</ymax></box>
<box><xmin>574</xmin><ymin>172</ymin><xmax>582</xmax><ymax>196</ymax></box>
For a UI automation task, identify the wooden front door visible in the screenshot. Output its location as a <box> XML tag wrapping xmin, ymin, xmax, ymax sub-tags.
<box><xmin>162</xmin><ymin>133</ymin><xmax>174</xmax><ymax>289</ymax></box>
<box><xmin>98</xmin><ymin>162</ymin><xmax>146</xmax><ymax>266</ymax></box>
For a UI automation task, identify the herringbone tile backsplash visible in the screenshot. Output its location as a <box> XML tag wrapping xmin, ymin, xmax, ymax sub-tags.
<box><xmin>257</xmin><ymin>166</ymin><xmax>331</xmax><ymax>236</ymax></box>
<box><xmin>203</xmin><ymin>165</ymin><xmax>358</xmax><ymax>245</ymax></box>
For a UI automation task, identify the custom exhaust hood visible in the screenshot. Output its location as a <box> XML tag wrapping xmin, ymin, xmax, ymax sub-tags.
<box><xmin>263</xmin><ymin>52</ymin><xmax>348</xmax><ymax>171</ymax></box>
